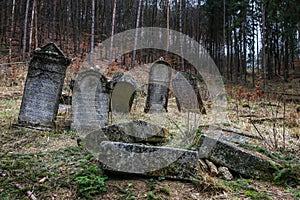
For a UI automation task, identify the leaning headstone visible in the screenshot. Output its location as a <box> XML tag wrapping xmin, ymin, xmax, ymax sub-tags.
<box><xmin>101</xmin><ymin>120</ymin><xmax>168</xmax><ymax>144</ymax></box>
<box><xmin>99</xmin><ymin>141</ymin><xmax>198</xmax><ymax>181</ymax></box>
<box><xmin>18</xmin><ymin>42</ymin><xmax>71</xmax><ymax>130</ymax></box>
<box><xmin>71</xmin><ymin>70</ymin><xmax>110</xmax><ymax>136</ymax></box>
<box><xmin>144</xmin><ymin>60</ymin><xmax>172</xmax><ymax>113</ymax></box>
<box><xmin>110</xmin><ymin>74</ymin><xmax>137</xmax><ymax>113</ymax></box>
<box><xmin>172</xmin><ymin>71</ymin><xmax>206</xmax><ymax>114</ymax></box>
<box><xmin>198</xmin><ymin>134</ymin><xmax>274</xmax><ymax>178</ymax></box>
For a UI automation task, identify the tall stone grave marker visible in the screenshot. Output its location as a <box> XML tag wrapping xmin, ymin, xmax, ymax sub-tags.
<box><xmin>110</xmin><ymin>74</ymin><xmax>137</xmax><ymax>113</ymax></box>
<box><xmin>18</xmin><ymin>42</ymin><xmax>71</xmax><ymax>129</ymax></box>
<box><xmin>144</xmin><ymin>60</ymin><xmax>172</xmax><ymax>113</ymax></box>
<box><xmin>71</xmin><ymin>70</ymin><xmax>110</xmax><ymax>135</ymax></box>
<box><xmin>172</xmin><ymin>71</ymin><xmax>206</xmax><ymax>114</ymax></box>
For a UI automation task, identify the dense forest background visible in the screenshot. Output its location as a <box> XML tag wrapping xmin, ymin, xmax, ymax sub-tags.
<box><xmin>0</xmin><ymin>0</ymin><xmax>299</xmax><ymax>86</ymax></box>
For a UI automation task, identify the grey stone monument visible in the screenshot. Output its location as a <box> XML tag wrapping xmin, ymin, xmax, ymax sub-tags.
<box><xmin>71</xmin><ymin>70</ymin><xmax>110</xmax><ymax>135</ymax></box>
<box><xmin>172</xmin><ymin>71</ymin><xmax>206</xmax><ymax>114</ymax></box>
<box><xmin>18</xmin><ymin>42</ymin><xmax>71</xmax><ymax>129</ymax></box>
<box><xmin>144</xmin><ymin>60</ymin><xmax>172</xmax><ymax>113</ymax></box>
<box><xmin>110</xmin><ymin>74</ymin><xmax>137</xmax><ymax>113</ymax></box>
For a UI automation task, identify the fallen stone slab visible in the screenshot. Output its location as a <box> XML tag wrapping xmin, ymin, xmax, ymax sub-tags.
<box><xmin>101</xmin><ymin>120</ymin><xmax>168</xmax><ymax>144</ymax></box>
<box><xmin>99</xmin><ymin>141</ymin><xmax>198</xmax><ymax>181</ymax></box>
<box><xmin>197</xmin><ymin>134</ymin><xmax>274</xmax><ymax>179</ymax></box>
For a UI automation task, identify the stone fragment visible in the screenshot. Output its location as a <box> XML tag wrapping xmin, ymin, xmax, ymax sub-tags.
<box><xmin>71</xmin><ymin>70</ymin><xmax>110</xmax><ymax>135</ymax></box>
<box><xmin>218</xmin><ymin>167</ymin><xmax>233</xmax><ymax>181</ymax></box>
<box><xmin>18</xmin><ymin>42</ymin><xmax>71</xmax><ymax>130</ymax></box>
<box><xmin>198</xmin><ymin>159</ymin><xmax>209</xmax><ymax>172</ymax></box>
<box><xmin>198</xmin><ymin>134</ymin><xmax>274</xmax><ymax>178</ymax></box>
<box><xmin>101</xmin><ymin>120</ymin><xmax>168</xmax><ymax>144</ymax></box>
<box><xmin>205</xmin><ymin>159</ymin><xmax>218</xmax><ymax>176</ymax></box>
<box><xmin>99</xmin><ymin>141</ymin><xmax>198</xmax><ymax>181</ymax></box>
<box><xmin>144</xmin><ymin>60</ymin><xmax>172</xmax><ymax>113</ymax></box>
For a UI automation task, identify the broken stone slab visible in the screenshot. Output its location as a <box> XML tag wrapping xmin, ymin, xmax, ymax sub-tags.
<box><xmin>101</xmin><ymin>120</ymin><xmax>168</xmax><ymax>144</ymax></box>
<box><xmin>199</xmin><ymin>125</ymin><xmax>256</xmax><ymax>144</ymax></box>
<box><xmin>99</xmin><ymin>141</ymin><xmax>198</xmax><ymax>181</ymax></box>
<box><xmin>197</xmin><ymin>134</ymin><xmax>274</xmax><ymax>179</ymax></box>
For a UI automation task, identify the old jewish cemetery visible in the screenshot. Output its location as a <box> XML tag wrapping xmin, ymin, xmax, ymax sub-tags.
<box><xmin>15</xmin><ymin>44</ymin><xmax>276</xmax><ymax>183</ymax></box>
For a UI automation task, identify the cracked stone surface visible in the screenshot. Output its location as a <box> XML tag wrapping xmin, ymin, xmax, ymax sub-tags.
<box><xmin>99</xmin><ymin>141</ymin><xmax>199</xmax><ymax>181</ymax></box>
<box><xmin>198</xmin><ymin>134</ymin><xmax>274</xmax><ymax>178</ymax></box>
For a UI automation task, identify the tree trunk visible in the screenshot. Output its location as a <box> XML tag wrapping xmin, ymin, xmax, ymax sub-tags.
<box><xmin>90</xmin><ymin>0</ymin><xmax>95</xmax><ymax>65</ymax></box>
<box><xmin>131</xmin><ymin>0</ymin><xmax>142</xmax><ymax>69</ymax></box>
<box><xmin>179</xmin><ymin>0</ymin><xmax>184</xmax><ymax>70</ymax></box>
<box><xmin>261</xmin><ymin>2</ymin><xmax>267</xmax><ymax>89</ymax></box>
<box><xmin>34</xmin><ymin>0</ymin><xmax>38</xmax><ymax>49</ymax></box>
<box><xmin>109</xmin><ymin>0</ymin><xmax>117</xmax><ymax>62</ymax></box>
<box><xmin>22</xmin><ymin>0</ymin><xmax>30</xmax><ymax>61</ymax></box>
<box><xmin>29</xmin><ymin>0</ymin><xmax>35</xmax><ymax>52</ymax></box>
<box><xmin>166</xmin><ymin>0</ymin><xmax>170</xmax><ymax>58</ymax></box>
<box><xmin>9</xmin><ymin>0</ymin><xmax>16</xmax><ymax>63</ymax></box>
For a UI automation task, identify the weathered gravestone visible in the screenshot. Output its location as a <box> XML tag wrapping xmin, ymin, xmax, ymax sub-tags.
<box><xmin>144</xmin><ymin>60</ymin><xmax>172</xmax><ymax>113</ymax></box>
<box><xmin>110</xmin><ymin>74</ymin><xmax>137</xmax><ymax>113</ymax></box>
<box><xmin>71</xmin><ymin>70</ymin><xmax>110</xmax><ymax>135</ymax></box>
<box><xmin>172</xmin><ymin>71</ymin><xmax>206</xmax><ymax>114</ymax></box>
<box><xmin>99</xmin><ymin>141</ymin><xmax>199</xmax><ymax>181</ymax></box>
<box><xmin>18</xmin><ymin>42</ymin><xmax>71</xmax><ymax>129</ymax></box>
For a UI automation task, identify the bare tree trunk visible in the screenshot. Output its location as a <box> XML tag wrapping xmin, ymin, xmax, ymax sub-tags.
<box><xmin>179</xmin><ymin>0</ymin><xmax>184</xmax><ymax>70</ymax></box>
<box><xmin>223</xmin><ymin>0</ymin><xmax>226</xmax><ymax>75</ymax></box>
<box><xmin>166</xmin><ymin>0</ymin><xmax>170</xmax><ymax>58</ymax></box>
<box><xmin>131</xmin><ymin>0</ymin><xmax>142</xmax><ymax>69</ymax></box>
<box><xmin>34</xmin><ymin>0</ymin><xmax>38</xmax><ymax>49</ymax></box>
<box><xmin>109</xmin><ymin>0</ymin><xmax>117</xmax><ymax>62</ymax></box>
<box><xmin>29</xmin><ymin>0</ymin><xmax>35</xmax><ymax>52</ymax></box>
<box><xmin>9</xmin><ymin>0</ymin><xmax>16</xmax><ymax>63</ymax></box>
<box><xmin>262</xmin><ymin>2</ymin><xmax>267</xmax><ymax>89</ymax></box>
<box><xmin>53</xmin><ymin>0</ymin><xmax>57</xmax><ymax>40</ymax></box>
<box><xmin>90</xmin><ymin>0</ymin><xmax>95</xmax><ymax>66</ymax></box>
<box><xmin>22</xmin><ymin>0</ymin><xmax>30</xmax><ymax>61</ymax></box>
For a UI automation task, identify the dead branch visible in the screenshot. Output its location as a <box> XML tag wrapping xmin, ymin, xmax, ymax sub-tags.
<box><xmin>220</xmin><ymin>127</ymin><xmax>263</xmax><ymax>140</ymax></box>
<box><xmin>239</xmin><ymin>114</ymin><xmax>260</xmax><ymax>118</ymax></box>
<box><xmin>250</xmin><ymin>117</ymin><xmax>284</xmax><ymax>124</ymax></box>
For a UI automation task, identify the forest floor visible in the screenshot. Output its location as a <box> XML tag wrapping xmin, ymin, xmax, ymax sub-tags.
<box><xmin>0</xmin><ymin>64</ymin><xmax>299</xmax><ymax>199</ymax></box>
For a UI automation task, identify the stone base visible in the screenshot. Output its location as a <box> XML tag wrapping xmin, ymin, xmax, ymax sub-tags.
<box><xmin>99</xmin><ymin>141</ymin><xmax>198</xmax><ymax>181</ymax></box>
<box><xmin>13</xmin><ymin>123</ymin><xmax>53</xmax><ymax>132</ymax></box>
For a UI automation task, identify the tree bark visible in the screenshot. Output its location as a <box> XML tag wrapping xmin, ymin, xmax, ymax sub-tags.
<box><xmin>22</xmin><ymin>0</ymin><xmax>30</xmax><ymax>61</ymax></box>
<box><xmin>90</xmin><ymin>0</ymin><xmax>95</xmax><ymax>65</ymax></box>
<box><xmin>109</xmin><ymin>0</ymin><xmax>117</xmax><ymax>62</ymax></box>
<box><xmin>9</xmin><ymin>0</ymin><xmax>16</xmax><ymax>63</ymax></box>
<box><xmin>131</xmin><ymin>0</ymin><xmax>142</xmax><ymax>69</ymax></box>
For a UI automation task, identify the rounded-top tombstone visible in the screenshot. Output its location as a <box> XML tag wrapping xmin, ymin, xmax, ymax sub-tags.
<box><xmin>110</xmin><ymin>74</ymin><xmax>137</xmax><ymax>113</ymax></box>
<box><xmin>144</xmin><ymin>60</ymin><xmax>172</xmax><ymax>113</ymax></box>
<box><xmin>18</xmin><ymin>42</ymin><xmax>71</xmax><ymax>130</ymax></box>
<box><xmin>71</xmin><ymin>69</ymin><xmax>110</xmax><ymax>136</ymax></box>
